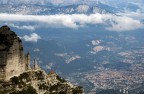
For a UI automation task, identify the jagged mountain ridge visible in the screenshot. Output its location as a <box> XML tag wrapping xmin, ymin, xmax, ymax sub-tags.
<box><xmin>0</xmin><ymin>26</ymin><xmax>83</xmax><ymax>94</ymax></box>
<box><xmin>0</xmin><ymin>3</ymin><xmax>119</xmax><ymax>15</ymax></box>
<box><xmin>0</xmin><ymin>0</ymin><xmax>142</xmax><ymax>15</ymax></box>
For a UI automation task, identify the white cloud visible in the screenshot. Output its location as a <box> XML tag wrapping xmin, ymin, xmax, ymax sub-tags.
<box><xmin>22</xmin><ymin>33</ymin><xmax>41</xmax><ymax>42</ymax></box>
<box><xmin>0</xmin><ymin>13</ymin><xmax>143</xmax><ymax>31</ymax></box>
<box><xmin>5</xmin><ymin>23</ymin><xmax>36</xmax><ymax>31</ymax></box>
<box><xmin>46</xmin><ymin>63</ymin><xmax>53</xmax><ymax>70</ymax></box>
<box><xmin>34</xmin><ymin>48</ymin><xmax>40</xmax><ymax>52</ymax></box>
<box><xmin>107</xmin><ymin>16</ymin><xmax>143</xmax><ymax>31</ymax></box>
<box><xmin>66</xmin><ymin>55</ymin><xmax>81</xmax><ymax>64</ymax></box>
<box><xmin>117</xmin><ymin>10</ymin><xmax>144</xmax><ymax>20</ymax></box>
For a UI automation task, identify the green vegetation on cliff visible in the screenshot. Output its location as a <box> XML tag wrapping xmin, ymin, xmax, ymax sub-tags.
<box><xmin>0</xmin><ymin>70</ymin><xmax>83</xmax><ymax>94</ymax></box>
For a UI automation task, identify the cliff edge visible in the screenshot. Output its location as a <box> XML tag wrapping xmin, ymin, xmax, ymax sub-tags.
<box><xmin>0</xmin><ymin>25</ymin><xmax>30</xmax><ymax>81</ymax></box>
<box><xmin>0</xmin><ymin>26</ymin><xmax>83</xmax><ymax>94</ymax></box>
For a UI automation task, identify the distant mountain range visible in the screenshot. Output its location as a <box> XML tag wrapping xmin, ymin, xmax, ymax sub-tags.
<box><xmin>0</xmin><ymin>3</ymin><xmax>117</xmax><ymax>15</ymax></box>
<box><xmin>0</xmin><ymin>0</ymin><xmax>143</xmax><ymax>6</ymax></box>
<box><xmin>0</xmin><ymin>0</ymin><xmax>142</xmax><ymax>15</ymax></box>
<box><xmin>0</xmin><ymin>0</ymin><xmax>144</xmax><ymax>93</ymax></box>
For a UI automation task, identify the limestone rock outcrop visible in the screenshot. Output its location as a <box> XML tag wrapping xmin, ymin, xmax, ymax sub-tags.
<box><xmin>0</xmin><ymin>26</ymin><xmax>83</xmax><ymax>94</ymax></box>
<box><xmin>0</xmin><ymin>70</ymin><xmax>83</xmax><ymax>94</ymax></box>
<box><xmin>0</xmin><ymin>25</ymin><xmax>30</xmax><ymax>81</ymax></box>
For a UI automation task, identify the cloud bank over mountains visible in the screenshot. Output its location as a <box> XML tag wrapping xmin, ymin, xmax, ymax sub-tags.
<box><xmin>0</xmin><ymin>0</ymin><xmax>143</xmax><ymax>33</ymax></box>
<box><xmin>0</xmin><ymin>13</ymin><xmax>143</xmax><ymax>32</ymax></box>
<box><xmin>0</xmin><ymin>0</ymin><xmax>143</xmax><ymax>42</ymax></box>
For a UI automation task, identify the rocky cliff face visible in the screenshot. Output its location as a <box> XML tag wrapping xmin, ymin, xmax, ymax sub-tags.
<box><xmin>0</xmin><ymin>26</ymin><xmax>83</xmax><ymax>94</ymax></box>
<box><xmin>0</xmin><ymin>25</ymin><xmax>29</xmax><ymax>81</ymax></box>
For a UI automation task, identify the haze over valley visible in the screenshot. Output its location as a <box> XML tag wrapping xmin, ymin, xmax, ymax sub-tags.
<box><xmin>0</xmin><ymin>0</ymin><xmax>144</xmax><ymax>93</ymax></box>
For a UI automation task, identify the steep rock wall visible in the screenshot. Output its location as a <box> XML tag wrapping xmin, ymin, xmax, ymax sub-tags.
<box><xmin>0</xmin><ymin>26</ymin><xmax>29</xmax><ymax>81</ymax></box>
<box><xmin>5</xmin><ymin>37</ymin><xmax>26</xmax><ymax>80</ymax></box>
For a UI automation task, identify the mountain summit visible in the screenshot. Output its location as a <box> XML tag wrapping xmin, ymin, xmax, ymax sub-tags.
<box><xmin>0</xmin><ymin>26</ymin><xmax>83</xmax><ymax>94</ymax></box>
<box><xmin>0</xmin><ymin>25</ymin><xmax>29</xmax><ymax>81</ymax></box>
